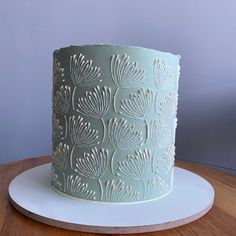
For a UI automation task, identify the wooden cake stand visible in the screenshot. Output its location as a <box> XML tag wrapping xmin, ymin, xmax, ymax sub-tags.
<box><xmin>2</xmin><ymin>156</ymin><xmax>235</xmax><ymax>235</ymax></box>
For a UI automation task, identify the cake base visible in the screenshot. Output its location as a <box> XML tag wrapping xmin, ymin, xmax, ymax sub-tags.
<box><xmin>8</xmin><ymin>164</ymin><xmax>214</xmax><ymax>234</ymax></box>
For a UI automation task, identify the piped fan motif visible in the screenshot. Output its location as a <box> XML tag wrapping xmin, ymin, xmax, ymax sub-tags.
<box><xmin>53</xmin><ymin>85</ymin><xmax>71</xmax><ymax>114</ymax></box>
<box><xmin>105</xmin><ymin>179</ymin><xmax>139</xmax><ymax>202</ymax></box>
<box><xmin>75</xmin><ymin>147</ymin><xmax>109</xmax><ymax>200</ymax></box>
<box><xmin>117</xmin><ymin>149</ymin><xmax>152</xmax><ymax>198</ymax></box>
<box><xmin>108</xmin><ymin>118</ymin><xmax>143</xmax><ymax>174</ymax></box>
<box><xmin>68</xmin><ymin>115</ymin><xmax>99</xmax><ymax>169</ymax></box>
<box><xmin>110</xmin><ymin>54</ymin><xmax>145</xmax><ymax>112</ymax></box>
<box><xmin>68</xmin><ymin>115</ymin><xmax>99</xmax><ymax>147</ymax></box>
<box><xmin>159</xmin><ymin>92</ymin><xmax>178</xmax><ymax>119</ymax></box>
<box><xmin>76</xmin><ymin>86</ymin><xmax>111</xmax><ymax>143</ymax></box>
<box><xmin>52</xmin><ymin>113</ymin><xmax>63</xmax><ymax>140</ymax></box>
<box><xmin>52</xmin><ymin>167</ymin><xmax>62</xmax><ymax>191</ymax></box>
<box><xmin>155</xmin><ymin>145</ymin><xmax>175</xmax><ymax>174</ymax></box>
<box><xmin>153</xmin><ymin>59</ymin><xmax>175</xmax><ymax>90</ymax></box>
<box><xmin>120</xmin><ymin>88</ymin><xmax>153</xmax><ymax>143</ymax></box>
<box><xmin>52</xmin><ymin>142</ymin><xmax>70</xmax><ymax>171</ymax></box>
<box><xmin>75</xmin><ymin>147</ymin><xmax>108</xmax><ymax>179</ymax></box>
<box><xmin>70</xmin><ymin>53</ymin><xmax>101</xmax><ymax>110</ymax></box>
<box><xmin>65</xmin><ymin>174</ymin><xmax>96</xmax><ymax>200</ymax></box>
<box><xmin>108</xmin><ymin>118</ymin><xmax>143</xmax><ymax>150</ymax></box>
<box><xmin>149</xmin><ymin>120</ymin><xmax>171</xmax><ymax>148</ymax></box>
<box><xmin>53</xmin><ymin>85</ymin><xmax>71</xmax><ymax>138</ymax></box>
<box><xmin>120</xmin><ymin>88</ymin><xmax>153</xmax><ymax>119</ymax></box>
<box><xmin>117</xmin><ymin>149</ymin><xmax>151</xmax><ymax>180</ymax></box>
<box><xmin>111</xmin><ymin>54</ymin><xmax>145</xmax><ymax>88</ymax></box>
<box><xmin>53</xmin><ymin>58</ymin><xmax>65</xmax><ymax>85</ymax></box>
<box><xmin>146</xmin><ymin>176</ymin><xmax>171</xmax><ymax>198</ymax></box>
<box><xmin>70</xmin><ymin>53</ymin><xmax>101</xmax><ymax>86</ymax></box>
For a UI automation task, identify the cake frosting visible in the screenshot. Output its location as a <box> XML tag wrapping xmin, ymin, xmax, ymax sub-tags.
<box><xmin>52</xmin><ymin>45</ymin><xmax>180</xmax><ymax>203</ymax></box>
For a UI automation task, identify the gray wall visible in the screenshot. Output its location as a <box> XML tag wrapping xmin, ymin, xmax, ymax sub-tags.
<box><xmin>0</xmin><ymin>0</ymin><xmax>235</xmax><ymax>174</ymax></box>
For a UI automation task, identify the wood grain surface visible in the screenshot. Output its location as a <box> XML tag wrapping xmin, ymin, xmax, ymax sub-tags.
<box><xmin>0</xmin><ymin>156</ymin><xmax>236</xmax><ymax>236</ymax></box>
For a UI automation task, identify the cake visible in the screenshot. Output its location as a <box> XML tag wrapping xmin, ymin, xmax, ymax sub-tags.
<box><xmin>52</xmin><ymin>44</ymin><xmax>180</xmax><ymax>203</ymax></box>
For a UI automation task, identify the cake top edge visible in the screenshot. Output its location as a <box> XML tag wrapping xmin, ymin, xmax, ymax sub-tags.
<box><xmin>53</xmin><ymin>44</ymin><xmax>181</xmax><ymax>59</ymax></box>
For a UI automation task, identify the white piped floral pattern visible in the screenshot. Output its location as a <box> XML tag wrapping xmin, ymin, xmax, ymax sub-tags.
<box><xmin>117</xmin><ymin>149</ymin><xmax>151</xmax><ymax>180</ymax></box>
<box><xmin>117</xmin><ymin>149</ymin><xmax>152</xmax><ymax>198</ymax></box>
<box><xmin>108</xmin><ymin>118</ymin><xmax>143</xmax><ymax>174</ymax></box>
<box><xmin>70</xmin><ymin>53</ymin><xmax>101</xmax><ymax>86</ymax></box>
<box><xmin>52</xmin><ymin>142</ymin><xmax>70</xmax><ymax>170</ymax></box>
<box><xmin>110</xmin><ymin>54</ymin><xmax>145</xmax><ymax>112</ymax></box>
<box><xmin>53</xmin><ymin>85</ymin><xmax>71</xmax><ymax>139</ymax></box>
<box><xmin>120</xmin><ymin>88</ymin><xmax>153</xmax><ymax>143</ymax></box>
<box><xmin>146</xmin><ymin>176</ymin><xmax>172</xmax><ymax>198</ymax></box>
<box><xmin>149</xmin><ymin>119</ymin><xmax>172</xmax><ymax>148</ymax></box>
<box><xmin>77</xmin><ymin>86</ymin><xmax>111</xmax><ymax>118</ymax></box>
<box><xmin>111</xmin><ymin>54</ymin><xmax>144</xmax><ymax>88</ymax></box>
<box><xmin>65</xmin><ymin>174</ymin><xmax>96</xmax><ymax>200</ymax></box>
<box><xmin>75</xmin><ymin>147</ymin><xmax>108</xmax><ymax>200</ymax></box>
<box><xmin>76</xmin><ymin>86</ymin><xmax>111</xmax><ymax>142</ymax></box>
<box><xmin>120</xmin><ymin>88</ymin><xmax>153</xmax><ymax>119</ymax></box>
<box><xmin>52</xmin><ymin>113</ymin><xmax>63</xmax><ymax>140</ymax></box>
<box><xmin>52</xmin><ymin>49</ymin><xmax>179</xmax><ymax>202</ymax></box>
<box><xmin>53</xmin><ymin>58</ymin><xmax>65</xmax><ymax>85</ymax></box>
<box><xmin>52</xmin><ymin>167</ymin><xmax>62</xmax><ymax>191</ymax></box>
<box><xmin>105</xmin><ymin>179</ymin><xmax>139</xmax><ymax>202</ymax></box>
<box><xmin>159</xmin><ymin>92</ymin><xmax>178</xmax><ymax>119</ymax></box>
<box><xmin>68</xmin><ymin>115</ymin><xmax>99</xmax><ymax>169</ymax></box>
<box><xmin>155</xmin><ymin>145</ymin><xmax>175</xmax><ymax>174</ymax></box>
<box><xmin>68</xmin><ymin>115</ymin><xmax>99</xmax><ymax>147</ymax></box>
<box><xmin>53</xmin><ymin>85</ymin><xmax>71</xmax><ymax>114</ymax></box>
<box><xmin>108</xmin><ymin>118</ymin><xmax>143</xmax><ymax>150</ymax></box>
<box><xmin>75</xmin><ymin>147</ymin><xmax>108</xmax><ymax>179</ymax></box>
<box><xmin>153</xmin><ymin>59</ymin><xmax>175</xmax><ymax>90</ymax></box>
<box><xmin>70</xmin><ymin>53</ymin><xmax>101</xmax><ymax>110</ymax></box>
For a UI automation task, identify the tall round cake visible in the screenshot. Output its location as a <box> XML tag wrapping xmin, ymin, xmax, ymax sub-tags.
<box><xmin>52</xmin><ymin>45</ymin><xmax>180</xmax><ymax>203</ymax></box>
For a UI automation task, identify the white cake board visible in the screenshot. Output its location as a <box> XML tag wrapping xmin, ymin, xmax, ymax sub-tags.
<box><xmin>8</xmin><ymin>164</ymin><xmax>214</xmax><ymax>234</ymax></box>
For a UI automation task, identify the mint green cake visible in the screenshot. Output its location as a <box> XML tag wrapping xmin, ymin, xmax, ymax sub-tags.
<box><xmin>52</xmin><ymin>45</ymin><xmax>180</xmax><ymax>202</ymax></box>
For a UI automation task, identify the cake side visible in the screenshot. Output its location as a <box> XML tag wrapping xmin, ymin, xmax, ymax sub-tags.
<box><xmin>52</xmin><ymin>45</ymin><xmax>180</xmax><ymax>202</ymax></box>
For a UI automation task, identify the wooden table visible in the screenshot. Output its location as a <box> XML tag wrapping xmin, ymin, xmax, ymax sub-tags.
<box><xmin>0</xmin><ymin>156</ymin><xmax>235</xmax><ymax>235</ymax></box>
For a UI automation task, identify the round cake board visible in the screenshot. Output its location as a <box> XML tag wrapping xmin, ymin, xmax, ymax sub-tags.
<box><xmin>8</xmin><ymin>164</ymin><xmax>214</xmax><ymax>234</ymax></box>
